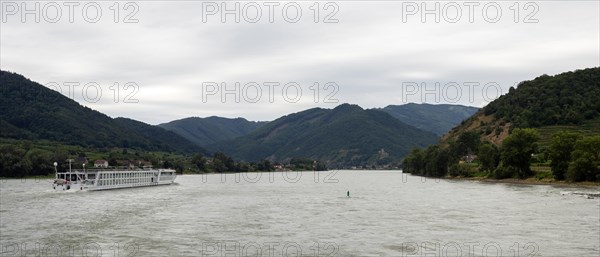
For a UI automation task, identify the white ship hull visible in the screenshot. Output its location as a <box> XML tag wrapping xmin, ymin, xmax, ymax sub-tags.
<box><xmin>52</xmin><ymin>168</ymin><xmax>177</xmax><ymax>191</ymax></box>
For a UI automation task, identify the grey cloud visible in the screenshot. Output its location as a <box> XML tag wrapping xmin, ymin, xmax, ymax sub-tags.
<box><xmin>1</xmin><ymin>1</ymin><xmax>598</xmax><ymax>124</ymax></box>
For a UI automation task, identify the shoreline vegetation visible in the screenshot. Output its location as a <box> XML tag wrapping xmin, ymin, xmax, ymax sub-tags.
<box><xmin>4</xmin><ymin>170</ymin><xmax>599</xmax><ymax>189</ymax></box>
<box><xmin>403</xmin><ymin>128</ymin><xmax>600</xmax><ymax>186</ymax></box>
<box><xmin>403</xmin><ymin>127</ymin><xmax>600</xmax><ymax>184</ymax></box>
<box><xmin>443</xmin><ymin>175</ymin><xmax>600</xmax><ymax>188</ymax></box>
<box><xmin>0</xmin><ymin>137</ymin><xmax>328</xmax><ymax>178</ymax></box>
<box><xmin>403</xmin><ymin>68</ymin><xmax>600</xmax><ymax>185</ymax></box>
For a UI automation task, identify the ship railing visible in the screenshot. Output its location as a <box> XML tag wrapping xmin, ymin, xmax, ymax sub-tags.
<box><xmin>67</xmin><ymin>166</ymin><xmax>157</xmax><ymax>172</ymax></box>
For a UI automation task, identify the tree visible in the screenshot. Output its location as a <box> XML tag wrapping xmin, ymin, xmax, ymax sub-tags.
<box><xmin>499</xmin><ymin>128</ymin><xmax>539</xmax><ymax>178</ymax></box>
<box><xmin>212</xmin><ymin>152</ymin><xmax>234</xmax><ymax>172</ymax></box>
<box><xmin>423</xmin><ymin>145</ymin><xmax>449</xmax><ymax>177</ymax></box>
<box><xmin>0</xmin><ymin>145</ymin><xmax>30</xmax><ymax>177</ymax></box>
<box><xmin>548</xmin><ymin>131</ymin><xmax>580</xmax><ymax>180</ymax></box>
<box><xmin>456</xmin><ymin>131</ymin><xmax>481</xmax><ymax>155</ymax></box>
<box><xmin>191</xmin><ymin>153</ymin><xmax>207</xmax><ymax>172</ymax></box>
<box><xmin>478</xmin><ymin>142</ymin><xmax>500</xmax><ymax>172</ymax></box>
<box><xmin>211</xmin><ymin>158</ymin><xmax>226</xmax><ymax>173</ymax></box>
<box><xmin>314</xmin><ymin>161</ymin><xmax>328</xmax><ymax>171</ymax></box>
<box><xmin>257</xmin><ymin>159</ymin><xmax>273</xmax><ymax>171</ymax></box>
<box><xmin>171</xmin><ymin>159</ymin><xmax>186</xmax><ymax>172</ymax></box>
<box><xmin>402</xmin><ymin>148</ymin><xmax>425</xmax><ymax>175</ymax></box>
<box><xmin>162</xmin><ymin>160</ymin><xmax>174</xmax><ymax>169</ymax></box>
<box><xmin>26</xmin><ymin>149</ymin><xmax>54</xmax><ymax>176</ymax></box>
<box><xmin>448</xmin><ymin>163</ymin><xmax>473</xmax><ymax>177</ymax></box>
<box><xmin>566</xmin><ymin>136</ymin><xmax>600</xmax><ymax>182</ymax></box>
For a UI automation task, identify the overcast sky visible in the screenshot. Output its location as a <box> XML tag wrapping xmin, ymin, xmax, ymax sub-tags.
<box><xmin>1</xmin><ymin>0</ymin><xmax>598</xmax><ymax>124</ymax></box>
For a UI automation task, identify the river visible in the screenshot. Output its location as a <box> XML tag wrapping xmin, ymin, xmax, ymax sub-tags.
<box><xmin>1</xmin><ymin>171</ymin><xmax>599</xmax><ymax>256</ymax></box>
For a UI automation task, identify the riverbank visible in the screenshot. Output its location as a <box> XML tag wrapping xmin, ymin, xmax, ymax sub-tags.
<box><xmin>445</xmin><ymin>176</ymin><xmax>600</xmax><ymax>188</ymax></box>
<box><xmin>5</xmin><ymin>172</ymin><xmax>600</xmax><ymax>188</ymax></box>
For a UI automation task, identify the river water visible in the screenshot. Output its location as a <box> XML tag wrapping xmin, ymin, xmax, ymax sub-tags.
<box><xmin>1</xmin><ymin>171</ymin><xmax>599</xmax><ymax>257</ymax></box>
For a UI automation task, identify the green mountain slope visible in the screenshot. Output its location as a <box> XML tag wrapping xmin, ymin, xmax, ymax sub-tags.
<box><xmin>0</xmin><ymin>70</ymin><xmax>205</xmax><ymax>153</ymax></box>
<box><xmin>443</xmin><ymin>67</ymin><xmax>600</xmax><ymax>145</ymax></box>
<box><xmin>114</xmin><ymin>117</ymin><xmax>207</xmax><ymax>154</ymax></box>
<box><xmin>405</xmin><ymin>67</ymin><xmax>600</xmax><ymax>181</ymax></box>
<box><xmin>536</xmin><ymin>117</ymin><xmax>600</xmax><ymax>149</ymax></box>
<box><xmin>158</xmin><ymin>116</ymin><xmax>266</xmax><ymax>146</ymax></box>
<box><xmin>378</xmin><ymin>103</ymin><xmax>479</xmax><ymax>136</ymax></box>
<box><xmin>211</xmin><ymin>104</ymin><xmax>439</xmax><ymax>167</ymax></box>
<box><xmin>484</xmin><ymin>67</ymin><xmax>600</xmax><ymax>127</ymax></box>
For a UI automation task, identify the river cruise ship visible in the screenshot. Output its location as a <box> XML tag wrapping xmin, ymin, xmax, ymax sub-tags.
<box><xmin>52</xmin><ymin>161</ymin><xmax>176</xmax><ymax>191</ymax></box>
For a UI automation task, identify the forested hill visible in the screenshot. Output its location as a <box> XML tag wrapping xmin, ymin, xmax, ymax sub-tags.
<box><xmin>484</xmin><ymin>67</ymin><xmax>600</xmax><ymax>127</ymax></box>
<box><xmin>444</xmin><ymin>67</ymin><xmax>600</xmax><ymax>145</ymax></box>
<box><xmin>159</xmin><ymin>104</ymin><xmax>475</xmax><ymax>146</ymax></box>
<box><xmin>378</xmin><ymin>103</ymin><xmax>478</xmax><ymax>136</ymax></box>
<box><xmin>159</xmin><ymin>116</ymin><xmax>266</xmax><ymax>146</ymax></box>
<box><xmin>113</xmin><ymin>117</ymin><xmax>207</xmax><ymax>153</ymax></box>
<box><xmin>0</xmin><ymin>70</ymin><xmax>205</xmax><ymax>153</ymax></box>
<box><xmin>210</xmin><ymin>104</ymin><xmax>439</xmax><ymax>168</ymax></box>
<box><xmin>404</xmin><ymin>67</ymin><xmax>600</xmax><ymax>182</ymax></box>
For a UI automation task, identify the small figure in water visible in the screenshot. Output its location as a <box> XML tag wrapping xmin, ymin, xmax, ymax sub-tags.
<box><xmin>347</xmin><ymin>191</ymin><xmax>350</xmax><ymax>197</ymax></box>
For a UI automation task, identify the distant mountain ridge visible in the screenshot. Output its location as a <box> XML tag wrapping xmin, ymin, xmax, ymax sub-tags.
<box><xmin>160</xmin><ymin>104</ymin><xmax>479</xmax><ymax>146</ymax></box>
<box><xmin>113</xmin><ymin>117</ymin><xmax>207</xmax><ymax>153</ymax></box>
<box><xmin>210</xmin><ymin>104</ymin><xmax>439</xmax><ymax>167</ymax></box>
<box><xmin>378</xmin><ymin>103</ymin><xmax>478</xmax><ymax>136</ymax></box>
<box><xmin>1</xmin><ymin>70</ymin><xmax>475</xmax><ymax>165</ymax></box>
<box><xmin>158</xmin><ymin>116</ymin><xmax>266</xmax><ymax>146</ymax></box>
<box><xmin>0</xmin><ymin>70</ymin><xmax>206</xmax><ymax>153</ymax></box>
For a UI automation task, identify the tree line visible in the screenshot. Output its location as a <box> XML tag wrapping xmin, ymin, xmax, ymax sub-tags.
<box><xmin>0</xmin><ymin>141</ymin><xmax>327</xmax><ymax>177</ymax></box>
<box><xmin>403</xmin><ymin>129</ymin><xmax>600</xmax><ymax>182</ymax></box>
<box><xmin>483</xmin><ymin>68</ymin><xmax>600</xmax><ymax>128</ymax></box>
